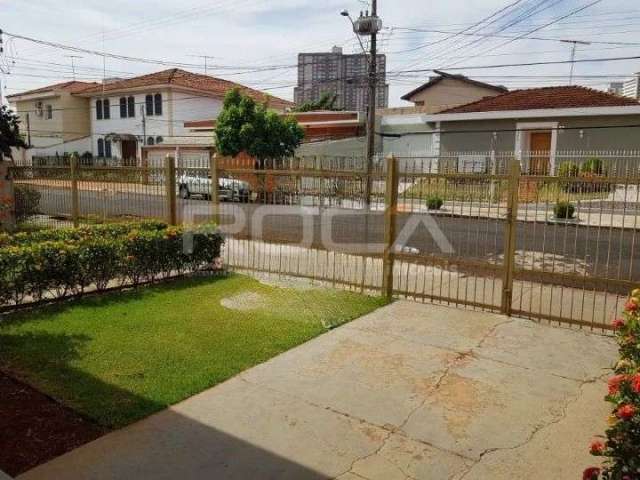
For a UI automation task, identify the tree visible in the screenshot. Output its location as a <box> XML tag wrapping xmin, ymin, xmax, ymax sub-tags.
<box><xmin>293</xmin><ymin>92</ymin><xmax>341</xmax><ymax>112</ymax></box>
<box><xmin>0</xmin><ymin>105</ymin><xmax>28</xmax><ymax>161</ymax></box>
<box><xmin>215</xmin><ymin>89</ymin><xmax>304</xmax><ymax>168</ymax></box>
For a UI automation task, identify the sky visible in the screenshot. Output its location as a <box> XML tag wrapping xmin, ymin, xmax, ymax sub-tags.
<box><xmin>1</xmin><ymin>0</ymin><xmax>639</xmax><ymax>107</ymax></box>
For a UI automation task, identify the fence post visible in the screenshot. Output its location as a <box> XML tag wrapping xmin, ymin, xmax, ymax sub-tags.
<box><xmin>501</xmin><ymin>159</ymin><xmax>520</xmax><ymax>315</ymax></box>
<box><xmin>382</xmin><ymin>154</ymin><xmax>399</xmax><ymax>300</ymax></box>
<box><xmin>210</xmin><ymin>152</ymin><xmax>219</xmax><ymax>226</ymax></box>
<box><xmin>70</xmin><ymin>153</ymin><xmax>80</xmax><ymax>228</ymax></box>
<box><xmin>164</xmin><ymin>154</ymin><xmax>177</xmax><ymax>225</ymax></box>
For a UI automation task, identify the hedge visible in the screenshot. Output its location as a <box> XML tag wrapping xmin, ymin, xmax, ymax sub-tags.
<box><xmin>0</xmin><ymin>220</ymin><xmax>167</xmax><ymax>247</ymax></box>
<box><xmin>584</xmin><ymin>289</ymin><xmax>640</xmax><ymax>480</ymax></box>
<box><xmin>0</xmin><ymin>222</ymin><xmax>224</xmax><ymax>306</ymax></box>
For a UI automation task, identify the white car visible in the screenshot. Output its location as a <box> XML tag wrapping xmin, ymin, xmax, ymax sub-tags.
<box><xmin>177</xmin><ymin>171</ymin><xmax>252</xmax><ymax>202</ymax></box>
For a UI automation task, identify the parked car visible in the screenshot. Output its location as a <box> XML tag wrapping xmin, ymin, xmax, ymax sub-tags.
<box><xmin>177</xmin><ymin>171</ymin><xmax>252</xmax><ymax>202</ymax></box>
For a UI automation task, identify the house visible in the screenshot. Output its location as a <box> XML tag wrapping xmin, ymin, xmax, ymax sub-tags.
<box><xmin>397</xmin><ymin>70</ymin><xmax>507</xmax><ymax>112</ymax></box>
<box><xmin>6</xmin><ymin>81</ymin><xmax>99</xmax><ymax>159</ymax></box>
<box><xmin>379</xmin><ymin>71</ymin><xmax>508</xmax><ymax>159</ymax></box>
<box><xmin>73</xmin><ymin>68</ymin><xmax>294</xmax><ymax>164</ymax></box>
<box><xmin>382</xmin><ymin>85</ymin><xmax>640</xmax><ymax>173</ymax></box>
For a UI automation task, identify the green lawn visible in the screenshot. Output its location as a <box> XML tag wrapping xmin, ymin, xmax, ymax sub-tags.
<box><xmin>0</xmin><ymin>274</ymin><xmax>386</xmax><ymax>428</ymax></box>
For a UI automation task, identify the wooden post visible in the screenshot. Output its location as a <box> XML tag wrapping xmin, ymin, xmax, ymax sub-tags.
<box><xmin>164</xmin><ymin>154</ymin><xmax>177</xmax><ymax>225</ymax></box>
<box><xmin>210</xmin><ymin>152</ymin><xmax>219</xmax><ymax>226</ymax></box>
<box><xmin>382</xmin><ymin>154</ymin><xmax>399</xmax><ymax>300</ymax></box>
<box><xmin>501</xmin><ymin>159</ymin><xmax>520</xmax><ymax>315</ymax></box>
<box><xmin>70</xmin><ymin>153</ymin><xmax>80</xmax><ymax>227</ymax></box>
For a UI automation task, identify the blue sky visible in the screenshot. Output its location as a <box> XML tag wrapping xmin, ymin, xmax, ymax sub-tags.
<box><xmin>1</xmin><ymin>0</ymin><xmax>639</xmax><ymax>107</ymax></box>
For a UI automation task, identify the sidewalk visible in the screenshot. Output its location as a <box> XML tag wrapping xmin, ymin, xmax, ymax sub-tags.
<box><xmin>19</xmin><ymin>301</ymin><xmax>616</xmax><ymax>480</ymax></box>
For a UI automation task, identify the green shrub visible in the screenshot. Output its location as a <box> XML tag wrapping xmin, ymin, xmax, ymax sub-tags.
<box><xmin>553</xmin><ymin>201</ymin><xmax>576</xmax><ymax>219</ymax></box>
<box><xmin>581</xmin><ymin>157</ymin><xmax>606</xmax><ymax>175</ymax></box>
<box><xmin>0</xmin><ymin>222</ymin><xmax>224</xmax><ymax>305</ymax></box>
<box><xmin>584</xmin><ymin>289</ymin><xmax>640</xmax><ymax>480</ymax></box>
<box><xmin>426</xmin><ymin>194</ymin><xmax>444</xmax><ymax>210</ymax></box>
<box><xmin>14</xmin><ymin>184</ymin><xmax>41</xmax><ymax>223</ymax></box>
<box><xmin>558</xmin><ymin>161</ymin><xmax>579</xmax><ymax>178</ymax></box>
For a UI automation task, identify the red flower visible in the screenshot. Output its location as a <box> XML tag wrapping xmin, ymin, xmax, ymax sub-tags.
<box><xmin>612</xmin><ymin>318</ymin><xmax>626</xmax><ymax>330</ymax></box>
<box><xmin>631</xmin><ymin>373</ymin><xmax>640</xmax><ymax>394</ymax></box>
<box><xmin>625</xmin><ymin>297</ymin><xmax>639</xmax><ymax>312</ymax></box>
<box><xmin>589</xmin><ymin>440</ymin><xmax>605</xmax><ymax>455</ymax></box>
<box><xmin>616</xmin><ymin>404</ymin><xmax>636</xmax><ymax>420</ymax></box>
<box><xmin>583</xmin><ymin>467</ymin><xmax>601</xmax><ymax>480</ymax></box>
<box><xmin>608</xmin><ymin>374</ymin><xmax>627</xmax><ymax>395</ymax></box>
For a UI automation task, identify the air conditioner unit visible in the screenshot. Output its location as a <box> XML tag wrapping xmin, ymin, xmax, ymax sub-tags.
<box><xmin>35</xmin><ymin>101</ymin><xmax>43</xmax><ymax>117</ymax></box>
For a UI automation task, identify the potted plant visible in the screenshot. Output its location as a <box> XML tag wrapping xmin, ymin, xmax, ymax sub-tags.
<box><xmin>426</xmin><ymin>194</ymin><xmax>444</xmax><ymax>211</ymax></box>
<box><xmin>553</xmin><ymin>201</ymin><xmax>576</xmax><ymax>220</ymax></box>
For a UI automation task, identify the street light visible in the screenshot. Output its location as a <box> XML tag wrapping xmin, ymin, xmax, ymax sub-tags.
<box><xmin>340</xmin><ymin>10</ymin><xmax>368</xmax><ymax>58</ymax></box>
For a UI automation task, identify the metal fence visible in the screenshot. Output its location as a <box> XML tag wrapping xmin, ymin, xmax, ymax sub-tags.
<box><xmin>9</xmin><ymin>150</ymin><xmax>640</xmax><ymax>330</ymax></box>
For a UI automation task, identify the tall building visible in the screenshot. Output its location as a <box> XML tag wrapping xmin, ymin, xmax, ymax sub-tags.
<box><xmin>607</xmin><ymin>82</ymin><xmax>624</xmax><ymax>96</ymax></box>
<box><xmin>623</xmin><ymin>73</ymin><xmax>640</xmax><ymax>100</ymax></box>
<box><xmin>294</xmin><ymin>46</ymin><xmax>388</xmax><ymax>112</ymax></box>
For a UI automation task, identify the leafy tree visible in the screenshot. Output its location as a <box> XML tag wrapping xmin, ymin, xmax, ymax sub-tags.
<box><xmin>0</xmin><ymin>105</ymin><xmax>28</xmax><ymax>161</ymax></box>
<box><xmin>294</xmin><ymin>92</ymin><xmax>342</xmax><ymax>112</ymax></box>
<box><xmin>215</xmin><ymin>89</ymin><xmax>304</xmax><ymax>168</ymax></box>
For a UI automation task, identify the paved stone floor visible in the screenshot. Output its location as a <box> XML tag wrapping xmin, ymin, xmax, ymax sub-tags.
<box><xmin>19</xmin><ymin>301</ymin><xmax>616</xmax><ymax>480</ymax></box>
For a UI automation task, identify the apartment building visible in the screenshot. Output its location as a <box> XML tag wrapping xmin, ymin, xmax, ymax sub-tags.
<box><xmin>293</xmin><ymin>46</ymin><xmax>388</xmax><ymax>112</ymax></box>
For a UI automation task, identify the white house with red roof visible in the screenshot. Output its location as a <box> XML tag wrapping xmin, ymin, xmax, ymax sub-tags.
<box><xmin>72</xmin><ymin>68</ymin><xmax>293</xmax><ymax>163</ymax></box>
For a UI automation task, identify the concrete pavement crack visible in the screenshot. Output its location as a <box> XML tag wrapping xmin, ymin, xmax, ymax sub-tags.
<box><xmin>455</xmin><ymin>375</ymin><xmax>598</xmax><ymax>480</ymax></box>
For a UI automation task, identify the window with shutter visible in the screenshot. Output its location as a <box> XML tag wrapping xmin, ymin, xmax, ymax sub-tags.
<box><xmin>127</xmin><ymin>96</ymin><xmax>135</xmax><ymax>117</ymax></box>
<box><xmin>103</xmin><ymin>99</ymin><xmax>111</xmax><ymax>119</ymax></box>
<box><xmin>120</xmin><ymin>98</ymin><xmax>127</xmax><ymax>118</ymax></box>
<box><xmin>145</xmin><ymin>95</ymin><xmax>154</xmax><ymax>116</ymax></box>
<box><xmin>105</xmin><ymin>140</ymin><xmax>112</xmax><ymax>158</ymax></box>
<box><xmin>154</xmin><ymin>93</ymin><xmax>162</xmax><ymax>116</ymax></box>
<box><xmin>96</xmin><ymin>100</ymin><xmax>103</xmax><ymax>120</ymax></box>
<box><xmin>97</xmin><ymin>138</ymin><xmax>104</xmax><ymax>157</ymax></box>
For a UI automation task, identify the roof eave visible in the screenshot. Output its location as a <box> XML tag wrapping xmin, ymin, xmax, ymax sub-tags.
<box><xmin>427</xmin><ymin>105</ymin><xmax>640</xmax><ymax>122</ymax></box>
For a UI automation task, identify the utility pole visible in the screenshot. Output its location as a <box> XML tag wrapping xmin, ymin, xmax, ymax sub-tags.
<box><xmin>341</xmin><ymin>4</ymin><xmax>383</xmax><ymax>209</ymax></box>
<box><xmin>64</xmin><ymin>55</ymin><xmax>82</xmax><ymax>80</ymax></box>
<box><xmin>561</xmin><ymin>40</ymin><xmax>591</xmax><ymax>85</ymax></box>
<box><xmin>365</xmin><ymin>0</ymin><xmax>378</xmax><ymax>210</ymax></box>
<box><xmin>141</xmin><ymin>105</ymin><xmax>147</xmax><ymax>146</ymax></box>
<box><xmin>26</xmin><ymin>113</ymin><xmax>31</xmax><ymax>147</ymax></box>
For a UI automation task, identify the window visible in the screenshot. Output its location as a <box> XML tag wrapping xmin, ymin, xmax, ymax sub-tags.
<box><xmin>45</xmin><ymin>104</ymin><xmax>53</xmax><ymax>120</ymax></box>
<box><xmin>103</xmin><ymin>99</ymin><xmax>110</xmax><ymax>119</ymax></box>
<box><xmin>145</xmin><ymin>95</ymin><xmax>153</xmax><ymax>116</ymax></box>
<box><xmin>147</xmin><ymin>137</ymin><xmax>155</xmax><ymax>146</ymax></box>
<box><xmin>97</xmin><ymin>138</ymin><xmax>104</xmax><ymax>157</ymax></box>
<box><xmin>154</xmin><ymin>93</ymin><xmax>162</xmax><ymax>116</ymax></box>
<box><xmin>127</xmin><ymin>96</ymin><xmax>135</xmax><ymax>118</ymax></box>
<box><xmin>96</xmin><ymin>99</ymin><xmax>103</xmax><ymax>120</ymax></box>
<box><xmin>155</xmin><ymin>136</ymin><xmax>163</xmax><ymax>144</ymax></box>
<box><xmin>120</xmin><ymin>97</ymin><xmax>127</xmax><ymax>118</ymax></box>
<box><xmin>105</xmin><ymin>139</ymin><xmax>112</xmax><ymax>158</ymax></box>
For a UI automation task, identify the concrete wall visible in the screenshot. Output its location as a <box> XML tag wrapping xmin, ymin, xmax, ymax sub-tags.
<box><xmin>296</xmin><ymin>137</ymin><xmax>367</xmax><ymax>157</ymax></box>
<box><xmin>12</xmin><ymin>95</ymin><xmax>64</xmax><ymax>149</ymax></box>
<box><xmin>439</xmin><ymin>115</ymin><xmax>640</xmax><ymax>153</ymax></box>
<box><xmin>61</xmin><ymin>92</ymin><xmax>92</xmax><ymax>142</ymax></box>
<box><xmin>439</xmin><ymin>119</ymin><xmax>517</xmax><ymax>153</ymax></box>
<box><xmin>406</xmin><ymin>78</ymin><xmax>504</xmax><ymax>110</ymax></box>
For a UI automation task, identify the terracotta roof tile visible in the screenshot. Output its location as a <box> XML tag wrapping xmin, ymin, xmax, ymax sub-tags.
<box><xmin>76</xmin><ymin>68</ymin><xmax>293</xmax><ymax>110</ymax></box>
<box><xmin>6</xmin><ymin>81</ymin><xmax>100</xmax><ymax>99</ymax></box>
<box><xmin>441</xmin><ymin>85</ymin><xmax>640</xmax><ymax>114</ymax></box>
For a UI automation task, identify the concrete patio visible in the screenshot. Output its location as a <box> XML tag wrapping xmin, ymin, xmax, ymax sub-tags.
<box><xmin>19</xmin><ymin>301</ymin><xmax>616</xmax><ymax>480</ymax></box>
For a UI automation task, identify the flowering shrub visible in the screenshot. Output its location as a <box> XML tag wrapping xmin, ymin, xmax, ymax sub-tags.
<box><xmin>585</xmin><ymin>289</ymin><xmax>640</xmax><ymax>480</ymax></box>
<box><xmin>0</xmin><ymin>222</ymin><xmax>223</xmax><ymax>306</ymax></box>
